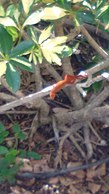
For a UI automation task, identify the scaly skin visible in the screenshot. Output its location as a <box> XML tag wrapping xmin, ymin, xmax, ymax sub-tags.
<box><xmin>50</xmin><ymin>74</ymin><xmax>88</xmax><ymax>100</ymax></box>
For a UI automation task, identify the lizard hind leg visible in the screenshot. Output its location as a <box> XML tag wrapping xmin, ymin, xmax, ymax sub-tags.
<box><xmin>50</xmin><ymin>91</ymin><xmax>56</xmax><ymax>100</ymax></box>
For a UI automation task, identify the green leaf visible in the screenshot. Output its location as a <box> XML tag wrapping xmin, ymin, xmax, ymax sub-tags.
<box><xmin>73</xmin><ymin>0</ymin><xmax>83</xmax><ymax>2</ymax></box>
<box><xmin>17</xmin><ymin>132</ymin><xmax>26</xmax><ymax>140</ymax></box>
<box><xmin>32</xmin><ymin>53</ymin><xmax>37</xmax><ymax>65</ymax></box>
<box><xmin>23</xmin><ymin>10</ymin><xmax>44</xmax><ymax>27</ymax></box>
<box><xmin>0</xmin><ymin>25</ymin><xmax>13</xmax><ymax>54</ymax></box>
<box><xmin>13</xmin><ymin>123</ymin><xmax>26</xmax><ymax>140</ymax></box>
<box><xmin>21</xmin><ymin>0</ymin><xmax>34</xmax><ymax>14</ymax></box>
<box><xmin>10</xmin><ymin>40</ymin><xmax>34</xmax><ymax>57</ymax></box>
<box><xmin>1</xmin><ymin>131</ymin><xmax>9</xmax><ymax>137</ymax></box>
<box><xmin>61</xmin><ymin>45</ymin><xmax>73</xmax><ymax>57</ymax></box>
<box><xmin>0</xmin><ymin>157</ymin><xmax>19</xmax><ymax>183</ymax></box>
<box><xmin>96</xmin><ymin>0</ymin><xmax>107</xmax><ymax>9</ymax></box>
<box><xmin>0</xmin><ymin>123</ymin><xmax>9</xmax><ymax>143</ymax></box>
<box><xmin>0</xmin><ymin>4</ymin><xmax>5</xmax><ymax>16</ymax></box>
<box><xmin>92</xmin><ymin>80</ymin><xmax>103</xmax><ymax>93</ymax></box>
<box><xmin>41</xmin><ymin>47</ymin><xmax>62</xmax><ymax>65</ymax></box>
<box><xmin>41</xmin><ymin>36</ymin><xmax>67</xmax><ymax>65</ymax></box>
<box><xmin>0</xmin><ymin>137</ymin><xmax>4</xmax><ymax>144</ymax></box>
<box><xmin>76</xmin><ymin>11</ymin><xmax>95</xmax><ymax>25</ymax></box>
<box><xmin>96</xmin><ymin>5</ymin><xmax>109</xmax><ymax>25</ymax></box>
<box><xmin>0</xmin><ymin>146</ymin><xmax>9</xmax><ymax>155</ymax></box>
<box><xmin>6</xmin><ymin>4</ymin><xmax>16</xmax><ymax>17</ymax></box>
<box><xmin>10</xmin><ymin>56</ymin><xmax>33</xmax><ymax>72</ymax></box>
<box><xmin>48</xmin><ymin>36</ymin><xmax>67</xmax><ymax>46</ymax></box>
<box><xmin>41</xmin><ymin>47</ymin><xmax>52</xmax><ymax>63</ymax></box>
<box><xmin>0</xmin><ymin>131</ymin><xmax>9</xmax><ymax>143</ymax></box>
<box><xmin>56</xmin><ymin>0</ymin><xmax>71</xmax><ymax>10</ymax></box>
<box><xmin>6</xmin><ymin>26</ymin><xmax>19</xmax><ymax>41</ymax></box>
<box><xmin>0</xmin><ymin>61</ymin><xmax>7</xmax><ymax>77</ymax></box>
<box><xmin>36</xmin><ymin>54</ymin><xmax>42</xmax><ymax>64</ymax></box>
<box><xmin>13</xmin><ymin>123</ymin><xmax>20</xmax><ymax>132</ymax></box>
<box><xmin>42</xmin><ymin>6</ymin><xmax>67</xmax><ymax>20</ymax></box>
<box><xmin>82</xmin><ymin>0</ymin><xmax>92</xmax><ymax>9</ymax></box>
<box><xmin>32</xmin><ymin>48</ymin><xmax>43</xmax><ymax>64</ymax></box>
<box><xmin>6</xmin><ymin>166</ymin><xmax>18</xmax><ymax>184</ymax></box>
<box><xmin>96</xmin><ymin>5</ymin><xmax>109</xmax><ymax>18</ymax></box>
<box><xmin>0</xmin><ymin>17</ymin><xmax>17</xmax><ymax>28</ymax></box>
<box><xmin>5</xmin><ymin>149</ymin><xmax>18</xmax><ymax>163</ymax></box>
<box><xmin>27</xmin><ymin>151</ymin><xmax>42</xmax><ymax>160</ymax></box>
<box><xmin>41</xmin><ymin>36</ymin><xmax>67</xmax><ymax>50</ymax></box>
<box><xmin>6</xmin><ymin>63</ymin><xmax>20</xmax><ymax>92</ymax></box>
<box><xmin>50</xmin><ymin>53</ymin><xmax>61</xmax><ymax>65</ymax></box>
<box><xmin>0</xmin><ymin>159</ymin><xmax>8</xmax><ymax>169</ymax></box>
<box><xmin>53</xmin><ymin>45</ymin><xmax>67</xmax><ymax>54</ymax></box>
<box><xmin>11</xmin><ymin>7</ymin><xmax>20</xmax><ymax>23</ymax></box>
<box><xmin>27</xmin><ymin>26</ymin><xmax>40</xmax><ymax>43</ymax></box>
<box><xmin>0</xmin><ymin>123</ymin><xmax>5</xmax><ymax>132</ymax></box>
<box><xmin>38</xmin><ymin>25</ymin><xmax>53</xmax><ymax>44</ymax></box>
<box><xmin>19</xmin><ymin>149</ymin><xmax>26</xmax><ymax>158</ymax></box>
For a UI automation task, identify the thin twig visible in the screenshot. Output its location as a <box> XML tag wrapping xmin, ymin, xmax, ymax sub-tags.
<box><xmin>87</xmin><ymin>85</ymin><xmax>109</xmax><ymax>109</ymax></box>
<box><xmin>84</xmin><ymin>23</ymin><xmax>109</xmax><ymax>41</ymax></box>
<box><xmin>55</xmin><ymin>20</ymin><xmax>84</xmax><ymax>108</ymax></box>
<box><xmin>0</xmin><ymin>60</ymin><xmax>109</xmax><ymax>113</ymax></box>
<box><xmin>29</xmin><ymin>112</ymin><xmax>39</xmax><ymax>142</ymax></box>
<box><xmin>80</xmin><ymin>26</ymin><xmax>109</xmax><ymax>59</ymax></box>
<box><xmin>83</xmin><ymin>124</ymin><xmax>93</xmax><ymax>159</ymax></box>
<box><xmin>0</xmin><ymin>86</ymin><xmax>52</xmax><ymax>113</ymax></box>
<box><xmin>52</xmin><ymin>115</ymin><xmax>59</xmax><ymax>143</ymax></box>
<box><xmin>17</xmin><ymin>156</ymin><xmax>109</xmax><ymax>180</ymax></box>
<box><xmin>0</xmin><ymin>92</ymin><xmax>17</xmax><ymax>101</ymax></box>
<box><xmin>55</xmin><ymin>131</ymin><xmax>70</xmax><ymax>168</ymax></box>
<box><xmin>76</xmin><ymin>73</ymin><xmax>107</xmax><ymax>96</ymax></box>
<box><xmin>1</xmin><ymin>110</ymin><xmax>36</xmax><ymax>114</ymax></box>
<box><xmin>69</xmin><ymin>134</ymin><xmax>86</xmax><ymax>158</ymax></box>
<box><xmin>34</xmin><ymin>63</ymin><xmax>42</xmax><ymax>91</ymax></box>
<box><xmin>88</xmin><ymin>122</ymin><xmax>101</xmax><ymax>141</ymax></box>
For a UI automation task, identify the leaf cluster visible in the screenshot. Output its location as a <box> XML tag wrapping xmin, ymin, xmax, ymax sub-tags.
<box><xmin>0</xmin><ymin>122</ymin><xmax>41</xmax><ymax>183</ymax></box>
<box><xmin>0</xmin><ymin>0</ymin><xmax>108</xmax><ymax>91</ymax></box>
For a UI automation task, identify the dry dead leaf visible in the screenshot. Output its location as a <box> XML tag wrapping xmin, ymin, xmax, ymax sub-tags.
<box><xmin>88</xmin><ymin>182</ymin><xmax>101</xmax><ymax>194</ymax></box>
<box><xmin>67</xmin><ymin>162</ymin><xmax>85</xmax><ymax>179</ymax></box>
<box><xmin>68</xmin><ymin>184</ymin><xmax>82</xmax><ymax>194</ymax></box>
<box><xmin>59</xmin><ymin>176</ymin><xmax>83</xmax><ymax>187</ymax></box>
<box><xmin>31</xmin><ymin>155</ymin><xmax>53</xmax><ymax>173</ymax></box>
<box><xmin>10</xmin><ymin>186</ymin><xmax>32</xmax><ymax>194</ymax></box>
<box><xmin>16</xmin><ymin>158</ymin><xmax>33</xmax><ymax>172</ymax></box>
<box><xmin>22</xmin><ymin>178</ymin><xmax>35</xmax><ymax>187</ymax></box>
<box><xmin>87</xmin><ymin>163</ymin><xmax>106</xmax><ymax>180</ymax></box>
<box><xmin>60</xmin><ymin>177</ymin><xmax>75</xmax><ymax>186</ymax></box>
<box><xmin>63</xmin><ymin>151</ymin><xmax>68</xmax><ymax>160</ymax></box>
<box><xmin>23</xmin><ymin>192</ymin><xmax>32</xmax><ymax>194</ymax></box>
<box><xmin>49</xmin><ymin>177</ymin><xmax>60</xmax><ymax>184</ymax></box>
<box><xmin>99</xmin><ymin>176</ymin><xmax>109</xmax><ymax>193</ymax></box>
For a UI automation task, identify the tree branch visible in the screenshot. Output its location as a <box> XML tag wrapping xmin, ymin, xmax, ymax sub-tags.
<box><xmin>56</xmin><ymin>105</ymin><xmax>109</xmax><ymax>125</ymax></box>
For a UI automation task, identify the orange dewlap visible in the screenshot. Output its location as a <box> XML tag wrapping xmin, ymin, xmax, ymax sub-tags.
<box><xmin>50</xmin><ymin>74</ymin><xmax>87</xmax><ymax>100</ymax></box>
